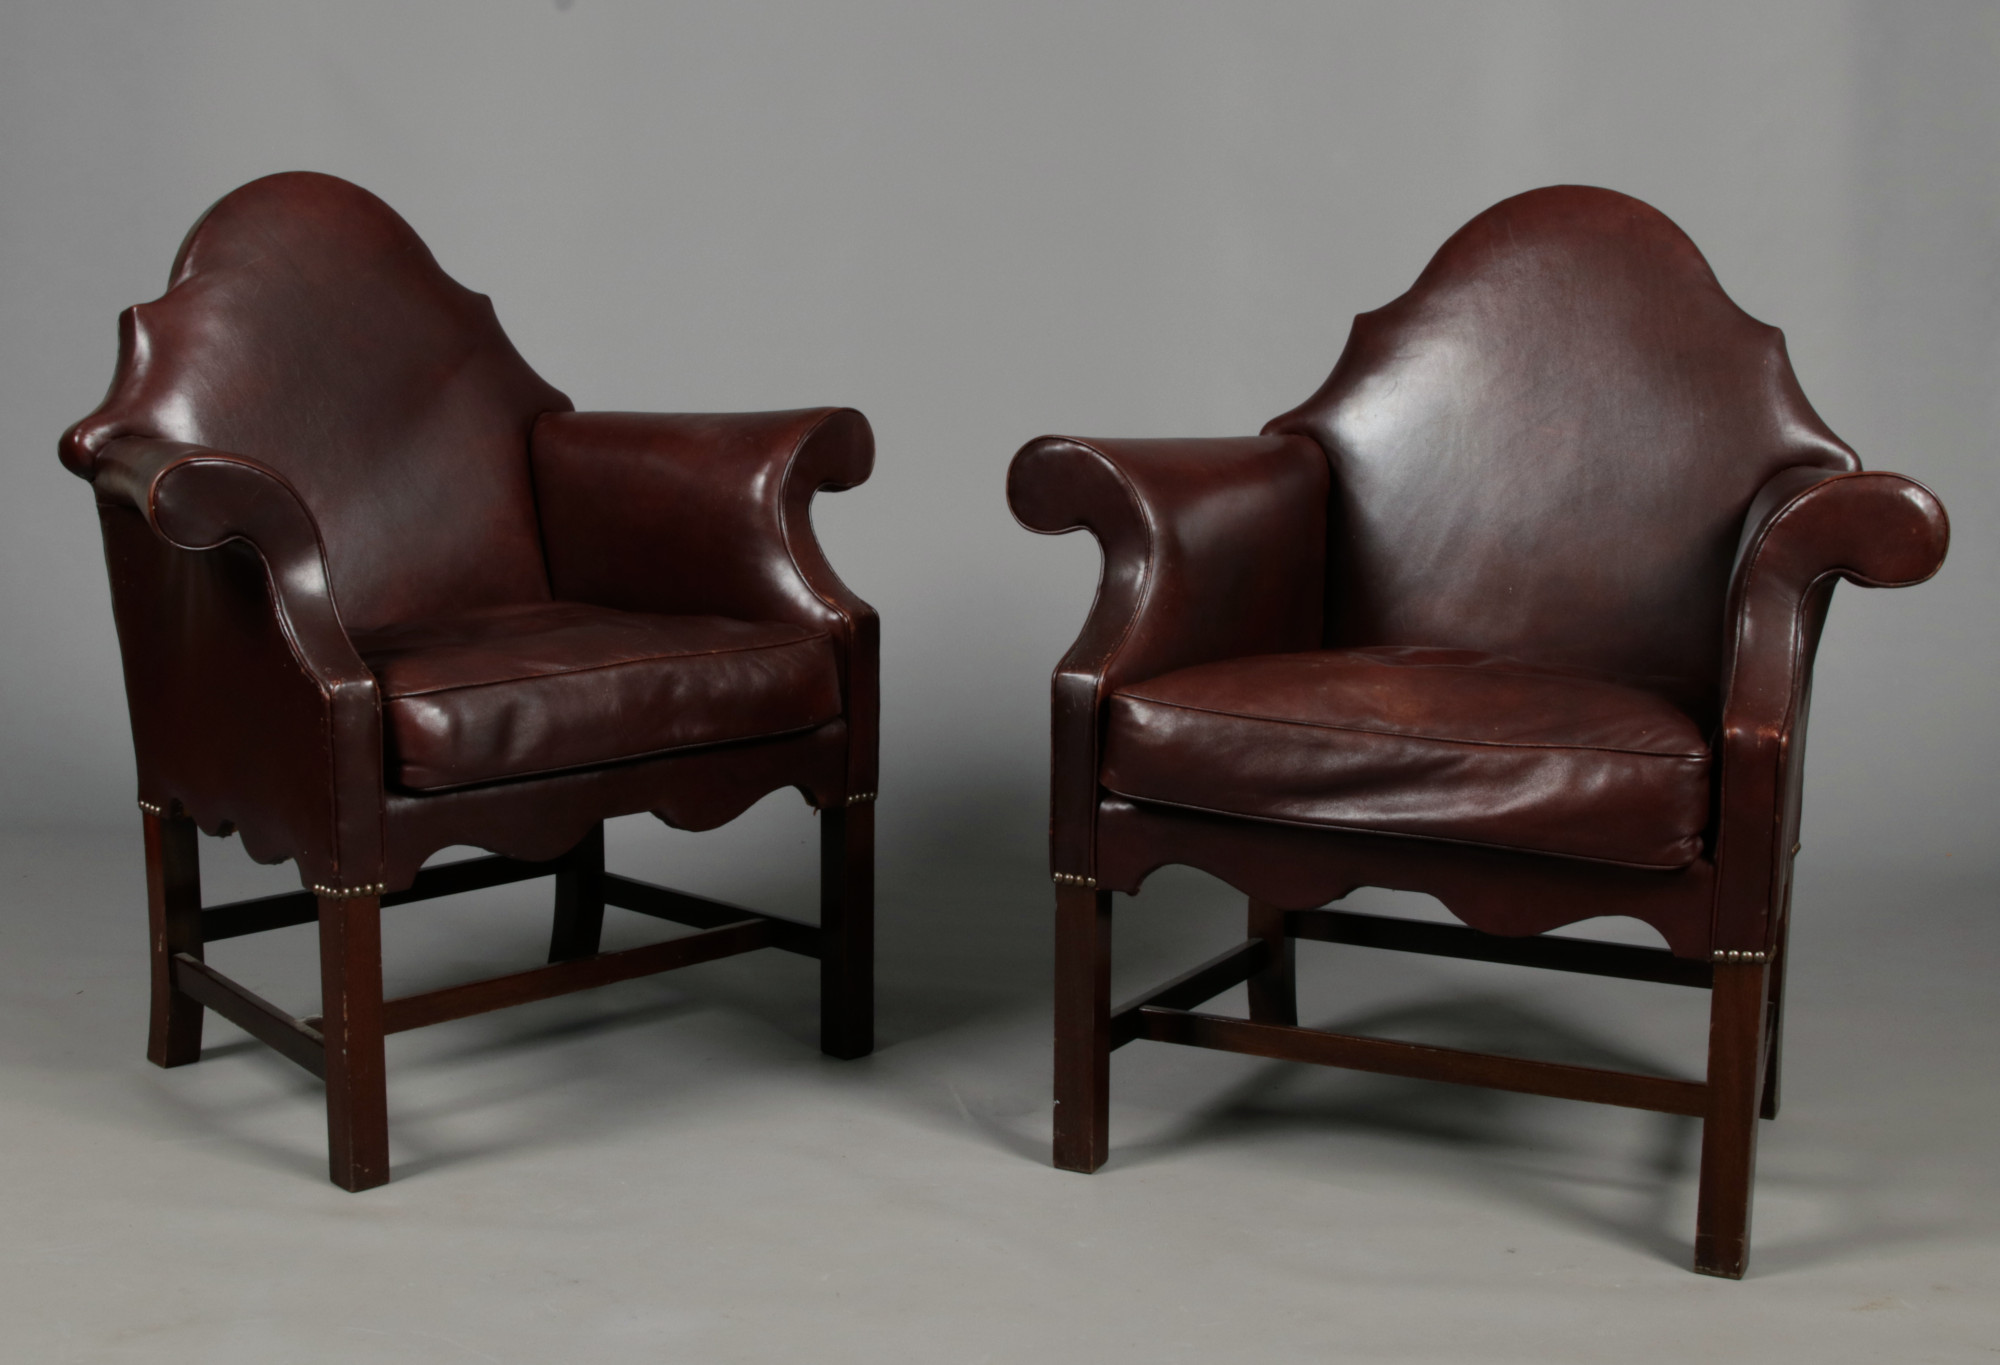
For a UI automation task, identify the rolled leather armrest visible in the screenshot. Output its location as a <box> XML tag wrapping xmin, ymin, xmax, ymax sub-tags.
<box><xmin>1711</xmin><ymin>465</ymin><xmax>1949</xmax><ymax>949</ymax></box>
<box><xmin>1006</xmin><ymin>433</ymin><xmax>1329</xmax><ymax>880</ymax></box>
<box><xmin>86</xmin><ymin>435</ymin><xmax>383</xmax><ymax>888</ymax></box>
<box><xmin>91</xmin><ymin>436</ymin><xmax>372</xmax><ymax>691</ymax></box>
<box><xmin>530</xmin><ymin>408</ymin><xmax>879</xmax><ymax>795</ymax></box>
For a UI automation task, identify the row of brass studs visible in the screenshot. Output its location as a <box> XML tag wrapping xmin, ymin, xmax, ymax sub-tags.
<box><xmin>312</xmin><ymin>882</ymin><xmax>386</xmax><ymax>900</ymax></box>
<box><xmin>845</xmin><ymin>791</ymin><xmax>877</xmax><ymax>806</ymax></box>
<box><xmin>137</xmin><ymin>799</ymin><xmax>166</xmax><ymax>816</ymax></box>
<box><xmin>1711</xmin><ymin>949</ymin><xmax>1770</xmax><ymax>963</ymax></box>
<box><xmin>1053</xmin><ymin>872</ymin><xmax>1096</xmax><ymax>888</ymax></box>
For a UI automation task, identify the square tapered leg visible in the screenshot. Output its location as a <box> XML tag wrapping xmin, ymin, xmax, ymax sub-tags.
<box><xmin>548</xmin><ymin>823</ymin><xmax>607</xmax><ymax>963</ymax></box>
<box><xmin>1053</xmin><ymin>884</ymin><xmax>1112</xmax><ymax>1173</ymax></box>
<box><xmin>1695</xmin><ymin>959</ymin><xmax>1771</xmax><ymax>1278</ymax></box>
<box><xmin>1246</xmin><ymin>897</ymin><xmax>1298</xmax><ymax>1026</ymax></box>
<box><xmin>143</xmin><ymin>810</ymin><xmax>204</xmax><ymax>1068</ymax></box>
<box><xmin>819</xmin><ymin>803</ymin><xmax>874</xmax><ymax>1060</ymax></box>
<box><xmin>319</xmin><ymin>893</ymin><xmax>389</xmax><ymax>1192</ymax></box>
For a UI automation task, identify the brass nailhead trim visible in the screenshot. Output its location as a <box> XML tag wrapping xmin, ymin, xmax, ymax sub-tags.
<box><xmin>844</xmin><ymin>791</ymin><xmax>877</xmax><ymax>806</ymax></box>
<box><xmin>1053</xmin><ymin>872</ymin><xmax>1097</xmax><ymax>889</ymax></box>
<box><xmin>136</xmin><ymin>799</ymin><xmax>166</xmax><ymax>816</ymax></box>
<box><xmin>312</xmin><ymin>882</ymin><xmax>386</xmax><ymax>900</ymax></box>
<box><xmin>1711</xmin><ymin>949</ymin><xmax>1770</xmax><ymax>963</ymax></box>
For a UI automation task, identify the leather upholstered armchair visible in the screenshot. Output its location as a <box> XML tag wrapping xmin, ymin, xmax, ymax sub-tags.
<box><xmin>1006</xmin><ymin>186</ymin><xmax>1948</xmax><ymax>1277</ymax></box>
<box><xmin>62</xmin><ymin>172</ymin><xmax>878</xmax><ymax>1190</ymax></box>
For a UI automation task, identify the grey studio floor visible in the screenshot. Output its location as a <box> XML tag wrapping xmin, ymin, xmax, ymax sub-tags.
<box><xmin>2</xmin><ymin>795</ymin><xmax>1994</xmax><ymax>1365</ymax></box>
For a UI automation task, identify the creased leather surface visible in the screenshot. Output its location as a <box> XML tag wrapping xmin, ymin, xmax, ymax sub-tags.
<box><xmin>1006</xmin><ymin>434</ymin><xmax>1328</xmax><ymax>879</ymax></box>
<box><xmin>1012</xmin><ymin>184</ymin><xmax>1948</xmax><ymax>956</ymax></box>
<box><xmin>63</xmin><ymin>173</ymin><xmax>878</xmax><ymax>894</ymax></box>
<box><xmin>1267</xmin><ymin>185</ymin><xmax>1858</xmax><ymax>724</ymax></box>
<box><xmin>355</xmin><ymin>604</ymin><xmax>840</xmax><ymax>791</ymax></box>
<box><xmin>64</xmin><ymin>172</ymin><xmax>571</xmax><ymax>633</ymax></box>
<box><xmin>1103</xmin><ymin>647</ymin><xmax>1710</xmax><ymax>868</ymax></box>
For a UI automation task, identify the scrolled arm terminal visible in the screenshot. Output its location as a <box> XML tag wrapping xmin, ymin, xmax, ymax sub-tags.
<box><xmin>1007</xmin><ymin>433</ymin><xmax>1329</xmax><ymax>880</ymax></box>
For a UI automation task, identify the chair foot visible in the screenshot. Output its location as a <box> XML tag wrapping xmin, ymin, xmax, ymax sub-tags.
<box><xmin>143</xmin><ymin>811</ymin><xmax>204</xmax><ymax>1068</ymax></box>
<box><xmin>1246</xmin><ymin>897</ymin><xmax>1297</xmax><ymax>1026</ymax></box>
<box><xmin>1695</xmin><ymin>959</ymin><xmax>1770</xmax><ymax>1277</ymax></box>
<box><xmin>319</xmin><ymin>893</ymin><xmax>389</xmax><ymax>1191</ymax></box>
<box><xmin>1053</xmin><ymin>884</ymin><xmax>1112</xmax><ymax>1173</ymax></box>
<box><xmin>548</xmin><ymin>823</ymin><xmax>606</xmax><ymax>963</ymax></box>
<box><xmin>819</xmin><ymin>803</ymin><xmax>874</xmax><ymax>1060</ymax></box>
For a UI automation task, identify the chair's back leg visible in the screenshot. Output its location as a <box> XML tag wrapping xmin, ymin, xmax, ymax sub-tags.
<box><xmin>1246</xmin><ymin>897</ymin><xmax>1298</xmax><ymax>1026</ymax></box>
<box><xmin>1695</xmin><ymin>959</ymin><xmax>1772</xmax><ymax>1277</ymax></box>
<box><xmin>1053</xmin><ymin>884</ymin><xmax>1113</xmax><ymax>1173</ymax></box>
<box><xmin>819</xmin><ymin>803</ymin><xmax>874</xmax><ymax>1060</ymax></box>
<box><xmin>318</xmin><ymin>893</ymin><xmax>389</xmax><ymax>1192</ymax></box>
<box><xmin>1760</xmin><ymin>917</ymin><xmax>1791</xmax><ymax>1121</ymax></box>
<box><xmin>547</xmin><ymin>823</ymin><xmax>607</xmax><ymax>963</ymax></box>
<box><xmin>142</xmin><ymin>809</ymin><xmax>204</xmax><ymax>1068</ymax></box>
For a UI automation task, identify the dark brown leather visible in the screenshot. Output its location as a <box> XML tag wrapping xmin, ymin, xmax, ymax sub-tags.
<box><xmin>531</xmin><ymin>408</ymin><xmax>879</xmax><ymax>797</ymax></box>
<box><xmin>63</xmin><ymin>173</ymin><xmax>875</xmax><ymax>895</ymax></box>
<box><xmin>1102</xmin><ymin>646</ymin><xmax>1710</xmax><ymax>868</ymax></box>
<box><xmin>1006</xmin><ymin>435</ymin><xmax>1329</xmax><ymax>879</ymax></box>
<box><xmin>64</xmin><ymin>172</ymin><xmax>570</xmax><ymax>633</ymax></box>
<box><xmin>355</xmin><ymin>604</ymin><xmax>840</xmax><ymax>791</ymax></box>
<box><xmin>1266</xmin><ymin>186</ymin><xmax>1859</xmax><ymax>724</ymax></box>
<box><xmin>1010</xmin><ymin>185</ymin><xmax>1949</xmax><ymax>958</ymax></box>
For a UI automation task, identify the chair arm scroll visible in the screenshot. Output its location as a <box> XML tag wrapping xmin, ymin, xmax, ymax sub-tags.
<box><xmin>1006</xmin><ymin>434</ymin><xmax>1329</xmax><ymax>880</ymax></box>
<box><xmin>1711</xmin><ymin>465</ymin><xmax>1948</xmax><ymax>949</ymax></box>
<box><xmin>531</xmin><ymin>408</ymin><xmax>879</xmax><ymax>795</ymax></box>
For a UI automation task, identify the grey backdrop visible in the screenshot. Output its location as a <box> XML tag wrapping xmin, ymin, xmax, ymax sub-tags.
<box><xmin>2</xmin><ymin>1</ymin><xmax>1993</xmax><ymax>890</ymax></box>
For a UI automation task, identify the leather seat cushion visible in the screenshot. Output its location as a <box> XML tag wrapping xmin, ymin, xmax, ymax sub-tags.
<box><xmin>1101</xmin><ymin>646</ymin><xmax>1712</xmax><ymax>868</ymax></box>
<box><xmin>354</xmin><ymin>602</ymin><xmax>841</xmax><ymax>791</ymax></box>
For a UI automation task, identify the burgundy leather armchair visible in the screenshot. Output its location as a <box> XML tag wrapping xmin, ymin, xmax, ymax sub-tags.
<box><xmin>1007</xmin><ymin>186</ymin><xmax>1948</xmax><ymax>1277</ymax></box>
<box><xmin>62</xmin><ymin>172</ymin><xmax>878</xmax><ymax>1191</ymax></box>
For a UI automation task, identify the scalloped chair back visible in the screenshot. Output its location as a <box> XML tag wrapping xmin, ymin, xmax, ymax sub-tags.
<box><xmin>61</xmin><ymin>171</ymin><xmax>572</xmax><ymax>632</ymax></box>
<box><xmin>1266</xmin><ymin>186</ymin><xmax>1857</xmax><ymax>721</ymax></box>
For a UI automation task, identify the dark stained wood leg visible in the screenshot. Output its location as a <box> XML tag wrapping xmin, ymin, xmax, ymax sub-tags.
<box><xmin>1053</xmin><ymin>884</ymin><xmax>1113</xmax><ymax>1173</ymax></box>
<box><xmin>143</xmin><ymin>811</ymin><xmax>204</xmax><ymax>1068</ymax></box>
<box><xmin>1760</xmin><ymin>918</ymin><xmax>1790</xmax><ymax>1121</ymax></box>
<box><xmin>547</xmin><ymin>823</ymin><xmax>606</xmax><ymax>963</ymax></box>
<box><xmin>1246</xmin><ymin>897</ymin><xmax>1297</xmax><ymax>1026</ymax></box>
<box><xmin>318</xmin><ymin>894</ymin><xmax>389</xmax><ymax>1192</ymax></box>
<box><xmin>819</xmin><ymin>802</ymin><xmax>874</xmax><ymax>1060</ymax></box>
<box><xmin>1695</xmin><ymin>959</ymin><xmax>1771</xmax><ymax>1278</ymax></box>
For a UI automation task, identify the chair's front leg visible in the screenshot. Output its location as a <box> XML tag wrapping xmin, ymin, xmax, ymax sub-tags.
<box><xmin>819</xmin><ymin>802</ymin><xmax>874</xmax><ymax>1060</ymax></box>
<box><xmin>1246</xmin><ymin>897</ymin><xmax>1298</xmax><ymax>1026</ymax></box>
<box><xmin>143</xmin><ymin>809</ymin><xmax>204</xmax><ymax>1068</ymax></box>
<box><xmin>548</xmin><ymin>823</ymin><xmax>607</xmax><ymax>963</ymax></box>
<box><xmin>318</xmin><ymin>893</ymin><xmax>389</xmax><ymax>1192</ymax></box>
<box><xmin>1695</xmin><ymin>958</ymin><xmax>1772</xmax><ymax>1277</ymax></box>
<box><xmin>1054</xmin><ymin>884</ymin><xmax>1113</xmax><ymax>1173</ymax></box>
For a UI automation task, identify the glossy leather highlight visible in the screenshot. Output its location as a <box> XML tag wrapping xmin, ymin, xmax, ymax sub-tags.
<box><xmin>64</xmin><ymin>173</ymin><xmax>877</xmax><ymax>895</ymax></box>
<box><xmin>1102</xmin><ymin>647</ymin><xmax>1710</xmax><ymax>868</ymax></box>
<box><xmin>355</xmin><ymin>605</ymin><xmax>841</xmax><ymax>792</ymax></box>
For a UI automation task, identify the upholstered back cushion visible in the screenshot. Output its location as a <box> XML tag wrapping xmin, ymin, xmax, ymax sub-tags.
<box><xmin>1266</xmin><ymin>186</ymin><xmax>1856</xmax><ymax>720</ymax></box>
<box><xmin>63</xmin><ymin>172</ymin><xmax>571</xmax><ymax>631</ymax></box>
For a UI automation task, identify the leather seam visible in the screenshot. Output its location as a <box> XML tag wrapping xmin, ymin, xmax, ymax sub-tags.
<box><xmin>369</xmin><ymin>634</ymin><xmax>833</xmax><ymax>698</ymax></box>
<box><xmin>1111</xmin><ymin>695</ymin><xmax>1709</xmax><ymax>760</ymax></box>
<box><xmin>1100</xmin><ymin>791</ymin><xmax>1703</xmax><ymax>872</ymax></box>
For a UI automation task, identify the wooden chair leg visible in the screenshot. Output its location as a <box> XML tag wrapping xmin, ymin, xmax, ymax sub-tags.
<box><xmin>1760</xmin><ymin>918</ymin><xmax>1790</xmax><ymax>1121</ymax></box>
<box><xmin>818</xmin><ymin>802</ymin><xmax>874</xmax><ymax>1060</ymax></box>
<box><xmin>319</xmin><ymin>893</ymin><xmax>389</xmax><ymax>1192</ymax></box>
<box><xmin>547</xmin><ymin>823</ymin><xmax>607</xmax><ymax>963</ymax></box>
<box><xmin>143</xmin><ymin>810</ymin><xmax>204</xmax><ymax>1068</ymax></box>
<box><xmin>1695</xmin><ymin>959</ymin><xmax>1771</xmax><ymax>1277</ymax></box>
<box><xmin>1246</xmin><ymin>897</ymin><xmax>1297</xmax><ymax>1026</ymax></box>
<box><xmin>1053</xmin><ymin>884</ymin><xmax>1112</xmax><ymax>1173</ymax></box>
